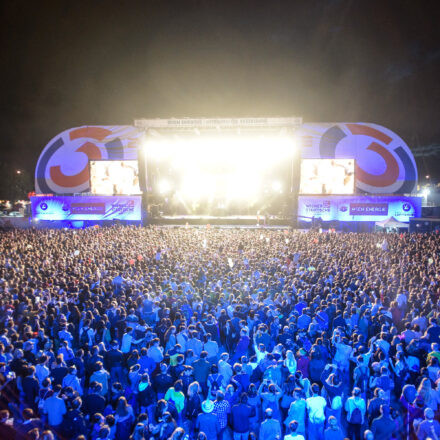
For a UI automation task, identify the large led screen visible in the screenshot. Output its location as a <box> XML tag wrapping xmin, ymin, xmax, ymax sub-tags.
<box><xmin>300</xmin><ymin>159</ymin><xmax>355</xmax><ymax>195</ymax></box>
<box><xmin>90</xmin><ymin>160</ymin><xmax>141</xmax><ymax>195</ymax></box>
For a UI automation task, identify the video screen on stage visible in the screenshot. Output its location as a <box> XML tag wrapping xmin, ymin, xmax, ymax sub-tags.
<box><xmin>90</xmin><ymin>160</ymin><xmax>141</xmax><ymax>195</ymax></box>
<box><xmin>300</xmin><ymin>159</ymin><xmax>355</xmax><ymax>195</ymax></box>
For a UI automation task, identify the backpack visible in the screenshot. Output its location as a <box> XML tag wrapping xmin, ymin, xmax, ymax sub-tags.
<box><xmin>349</xmin><ymin>402</ymin><xmax>363</xmax><ymax>424</ymax></box>
<box><xmin>209</xmin><ymin>374</ymin><xmax>222</xmax><ymax>394</ymax></box>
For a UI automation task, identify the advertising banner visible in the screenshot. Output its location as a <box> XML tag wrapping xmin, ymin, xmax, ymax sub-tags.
<box><xmin>31</xmin><ymin>196</ymin><xmax>141</xmax><ymax>221</ymax></box>
<box><xmin>134</xmin><ymin>117</ymin><xmax>303</xmax><ymax>129</ymax></box>
<box><xmin>298</xmin><ymin>195</ymin><xmax>422</xmax><ymax>222</ymax></box>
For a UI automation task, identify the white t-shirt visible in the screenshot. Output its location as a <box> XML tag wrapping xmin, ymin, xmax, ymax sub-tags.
<box><xmin>284</xmin><ymin>435</ymin><xmax>305</xmax><ymax>440</ymax></box>
<box><xmin>121</xmin><ymin>333</ymin><xmax>133</xmax><ymax>353</ymax></box>
<box><xmin>306</xmin><ymin>395</ymin><xmax>327</xmax><ymax>424</ymax></box>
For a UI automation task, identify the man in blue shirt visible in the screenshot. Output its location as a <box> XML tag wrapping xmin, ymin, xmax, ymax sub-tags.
<box><xmin>231</xmin><ymin>393</ymin><xmax>256</xmax><ymax>440</ymax></box>
<box><xmin>196</xmin><ymin>400</ymin><xmax>220</xmax><ymax>440</ymax></box>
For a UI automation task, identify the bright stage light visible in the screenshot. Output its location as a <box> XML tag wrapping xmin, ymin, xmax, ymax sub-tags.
<box><xmin>422</xmin><ymin>188</ymin><xmax>430</xmax><ymax>198</ymax></box>
<box><xmin>145</xmin><ymin>134</ymin><xmax>296</xmax><ymax>203</ymax></box>
<box><xmin>272</xmin><ymin>181</ymin><xmax>282</xmax><ymax>193</ymax></box>
<box><xmin>158</xmin><ymin>180</ymin><xmax>172</xmax><ymax>194</ymax></box>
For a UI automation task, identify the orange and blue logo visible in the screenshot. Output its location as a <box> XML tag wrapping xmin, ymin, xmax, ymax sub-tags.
<box><xmin>35</xmin><ymin>126</ymin><xmax>141</xmax><ymax>194</ymax></box>
<box><xmin>318</xmin><ymin>123</ymin><xmax>417</xmax><ymax>194</ymax></box>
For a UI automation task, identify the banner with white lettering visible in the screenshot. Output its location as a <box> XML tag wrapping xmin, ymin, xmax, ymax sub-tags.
<box><xmin>298</xmin><ymin>195</ymin><xmax>421</xmax><ymax>222</ymax></box>
<box><xmin>31</xmin><ymin>196</ymin><xmax>141</xmax><ymax>221</ymax></box>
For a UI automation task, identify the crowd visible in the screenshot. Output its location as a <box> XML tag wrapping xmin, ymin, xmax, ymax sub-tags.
<box><xmin>0</xmin><ymin>225</ymin><xmax>439</xmax><ymax>440</ymax></box>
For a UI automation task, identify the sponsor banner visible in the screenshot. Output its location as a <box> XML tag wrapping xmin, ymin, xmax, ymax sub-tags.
<box><xmin>298</xmin><ymin>195</ymin><xmax>422</xmax><ymax>222</ymax></box>
<box><xmin>31</xmin><ymin>196</ymin><xmax>141</xmax><ymax>221</ymax></box>
<box><xmin>349</xmin><ymin>203</ymin><xmax>388</xmax><ymax>216</ymax></box>
<box><xmin>134</xmin><ymin>117</ymin><xmax>303</xmax><ymax>128</ymax></box>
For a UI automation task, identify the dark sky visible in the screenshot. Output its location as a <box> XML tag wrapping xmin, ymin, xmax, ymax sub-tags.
<box><xmin>2</xmin><ymin>0</ymin><xmax>440</xmax><ymax>178</ymax></box>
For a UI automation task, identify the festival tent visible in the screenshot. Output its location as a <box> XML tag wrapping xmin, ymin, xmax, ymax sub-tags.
<box><xmin>375</xmin><ymin>216</ymin><xmax>409</xmax><ymax>229</ymax></box>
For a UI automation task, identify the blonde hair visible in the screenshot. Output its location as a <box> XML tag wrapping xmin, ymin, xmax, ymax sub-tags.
<box><xmin>187</xmin><ymin>381</ymin><xmax>201</xmax><ymax>397</ymax></box>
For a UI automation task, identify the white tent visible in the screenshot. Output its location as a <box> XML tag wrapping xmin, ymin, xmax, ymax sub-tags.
<box><xmin>375</xmin><ymin>216</ymin><xmax>409</xmax><ymax>229</ymax></box>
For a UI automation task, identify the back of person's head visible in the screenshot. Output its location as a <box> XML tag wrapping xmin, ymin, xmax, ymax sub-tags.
<box><xmin>265</xmin><ymin>408</ymin><xmax>273</xmax><ymax>419</ymax></box>
<box><xmin>289</xmin><ymin>420</ymin><xmax>299</xmax><ymax>433</ymax></box>
<box><xmin>92</xmin><ymin>382</ymin><xmax>103</xmax><ymax>393</ymax></box>
<box><xmin>200</xmin><ymin>351</ymin><xmax>208</xmax><ymax>359</ymax></box>
<box><xmin>353</xmin><ymin>387</ymin><xmax>361</xmax><ymax>397</ymax></box>
<box><xmin>424</xmin><ymin>407</ymin><xmax>435</xmax><ymax>420</ymax></box>
<box><xmin>248</xmin><ymin>383</ymin><xmax>257</xmax><ymax>397</ymax></box>
<box><xmin>364</xmin><ymin>430</ymin><xmax>374</xmax><ymax>440</ymax></box>
<box><xmin>216</xmin><ymin>390</ymin><xmax>224</xmax><ymax>401</ymax></box>
<box><xmin>233</xmin><ymin>363</ymin><xmax>242</xmax><ymax>373</ymax></box>
<box><xmin>92</xmin><ymin>413</ymin><xmax>104</xmax><ymax>424</ymax></box>
<box><xmin>22</xmin><ymin>408</ymin><xmax>34</xmax><ymax>420</ymax></box>
<box><xmin>311</xmin><ymin>383</ymin><xmax>320</xmax><ymax>395</ymax></box>
<box><xmin>105</xmin><ymin>414</ymin><xmax>115</xmax><ymax>427</ymax></box>
<box><xmin>53</xmin><ymin>384</ymin><xmax>62</xmax><ymax>394</ymax></box>
<box><xmin>138</xmin><ymin>413</ymin><xmax>148</xmax><ymax>424</ymax></box>
<box><xmin>240</xmin><ymin>392</ymin><xmax>248</xmax><ymax>404</ymax></box>
<box><xmin>174</xmin><ymin>380</ymin><xmax>183</xmax><ymax>392</ymax></box>
<box><xmin>211</xmin><ymin>364</ymin><xmax>218</xmax><ymax>374</ymax></box>
<box><xmin>0</xmin><ymin>409</ymin><xmax>9</xmax><ymax>422</ymax></box>
<box><xmin>28</xmin><ymin>428</ymin><xmax>39</xmax><ymax>440</ymax></box>
<box><xmin>72</xmin><ymin>397</ymin><xmax>82</xmax><ymax>410</ymax></box>
<box><xmin>98</xmin><ymin>425</ymin><xmax>110</xmax><ymax>439</ymax></box>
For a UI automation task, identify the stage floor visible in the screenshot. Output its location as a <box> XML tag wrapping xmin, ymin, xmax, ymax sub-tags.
<box><xmin>152</xmin><ymin>215</ymin><xmax>292</xmax><ymax>226</ymax></box>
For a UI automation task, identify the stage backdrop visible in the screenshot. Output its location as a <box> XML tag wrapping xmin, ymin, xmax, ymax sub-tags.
<box><xmin>297</xmin><ymin>123</ymin><xmax>418</xmax><ymax>194</ymax></box>
<box><xmin>35</xmin><ymin>126</ymin><xmax>142</xmax><ymax>194</ymax></box>
<box><xmin>35</xmin><ymin>122</ymin><xmax>417</xmax><ymax>195</ymax></box>
<box><xmin>31</xmin><ymin>196</ymin><xmax>142</xmax><ymax>221</ymax></box>
<box><xmin>298</xmin><ymin>195</ymin><xmax>422</xmax><ymax>223</ymax></box>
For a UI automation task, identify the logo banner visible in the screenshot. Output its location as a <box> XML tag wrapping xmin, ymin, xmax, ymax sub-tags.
<box><xmin>298</xmin><ymin>195</ymin><xmax>421</xmax><ymax>222</ymax></box>
<box><xmin>31</xmin><ymin>196</ymin><xmax>141</xmax><ymax>221</ymax></box>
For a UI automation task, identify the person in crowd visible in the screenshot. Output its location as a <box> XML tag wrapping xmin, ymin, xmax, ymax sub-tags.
<box><xmin>230</xmin><ymin>392</ymin><xmax>256</xmax><ymax>440</ymax></box>
<box><xmin>345</xmin><ymin>387</ymin><xmax>366</xmax><ymax>440</ymax></box>
<box><xmin>306</xmin><ymin>383</ymin><xmax>327</xmax><ymax>439</ymax></box>
<box><xmin>195</xmin><ymin>400</ymin><xmax>219</xmax><ymax>440</ymax></box>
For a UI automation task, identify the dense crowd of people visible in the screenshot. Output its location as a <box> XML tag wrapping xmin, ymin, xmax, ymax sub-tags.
<box><xmin>0</xmin><ymin>225</ymin><xmax>439</xmax><ymax>440</ymax></box>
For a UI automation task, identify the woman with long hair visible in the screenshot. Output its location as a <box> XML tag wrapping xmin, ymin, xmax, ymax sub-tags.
<box><xmin>224</xmin><ymin>320</ymin><xmax>237</xmax><ymax>353</ymax></box>
<box><xmin>164</xmin><ymin>326</ymin><xmax>177</xmax><ymax>353</ymax></box>
<box><xmin>169</xmin><ymin>427</ymin><xmax>187</xmax><ymax>440</ymax></box>
<box><xmin>185</xmin><ymin>381</ymin><xmax>202</xmax><ymax>426</ymax></box>
<box><xmin>417</xmin><ymin>377</ymin><xmax>438</xmax><ymax>411</ymax></box>
<box><xmin>284</xmin><ymin>350</ymin><xmax>297</xmax><ymax>376</ymax></box>
<box><xmin>115</xmin><ymin>396</ymin><xmax>135</xmax><ymax>440</ymax></box>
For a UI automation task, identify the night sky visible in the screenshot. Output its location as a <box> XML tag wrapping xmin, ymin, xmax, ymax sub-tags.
<box><xmin>2</xmin><ymin>0</ymin><xmax>440</xmax><ymax>179</ymax></box>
